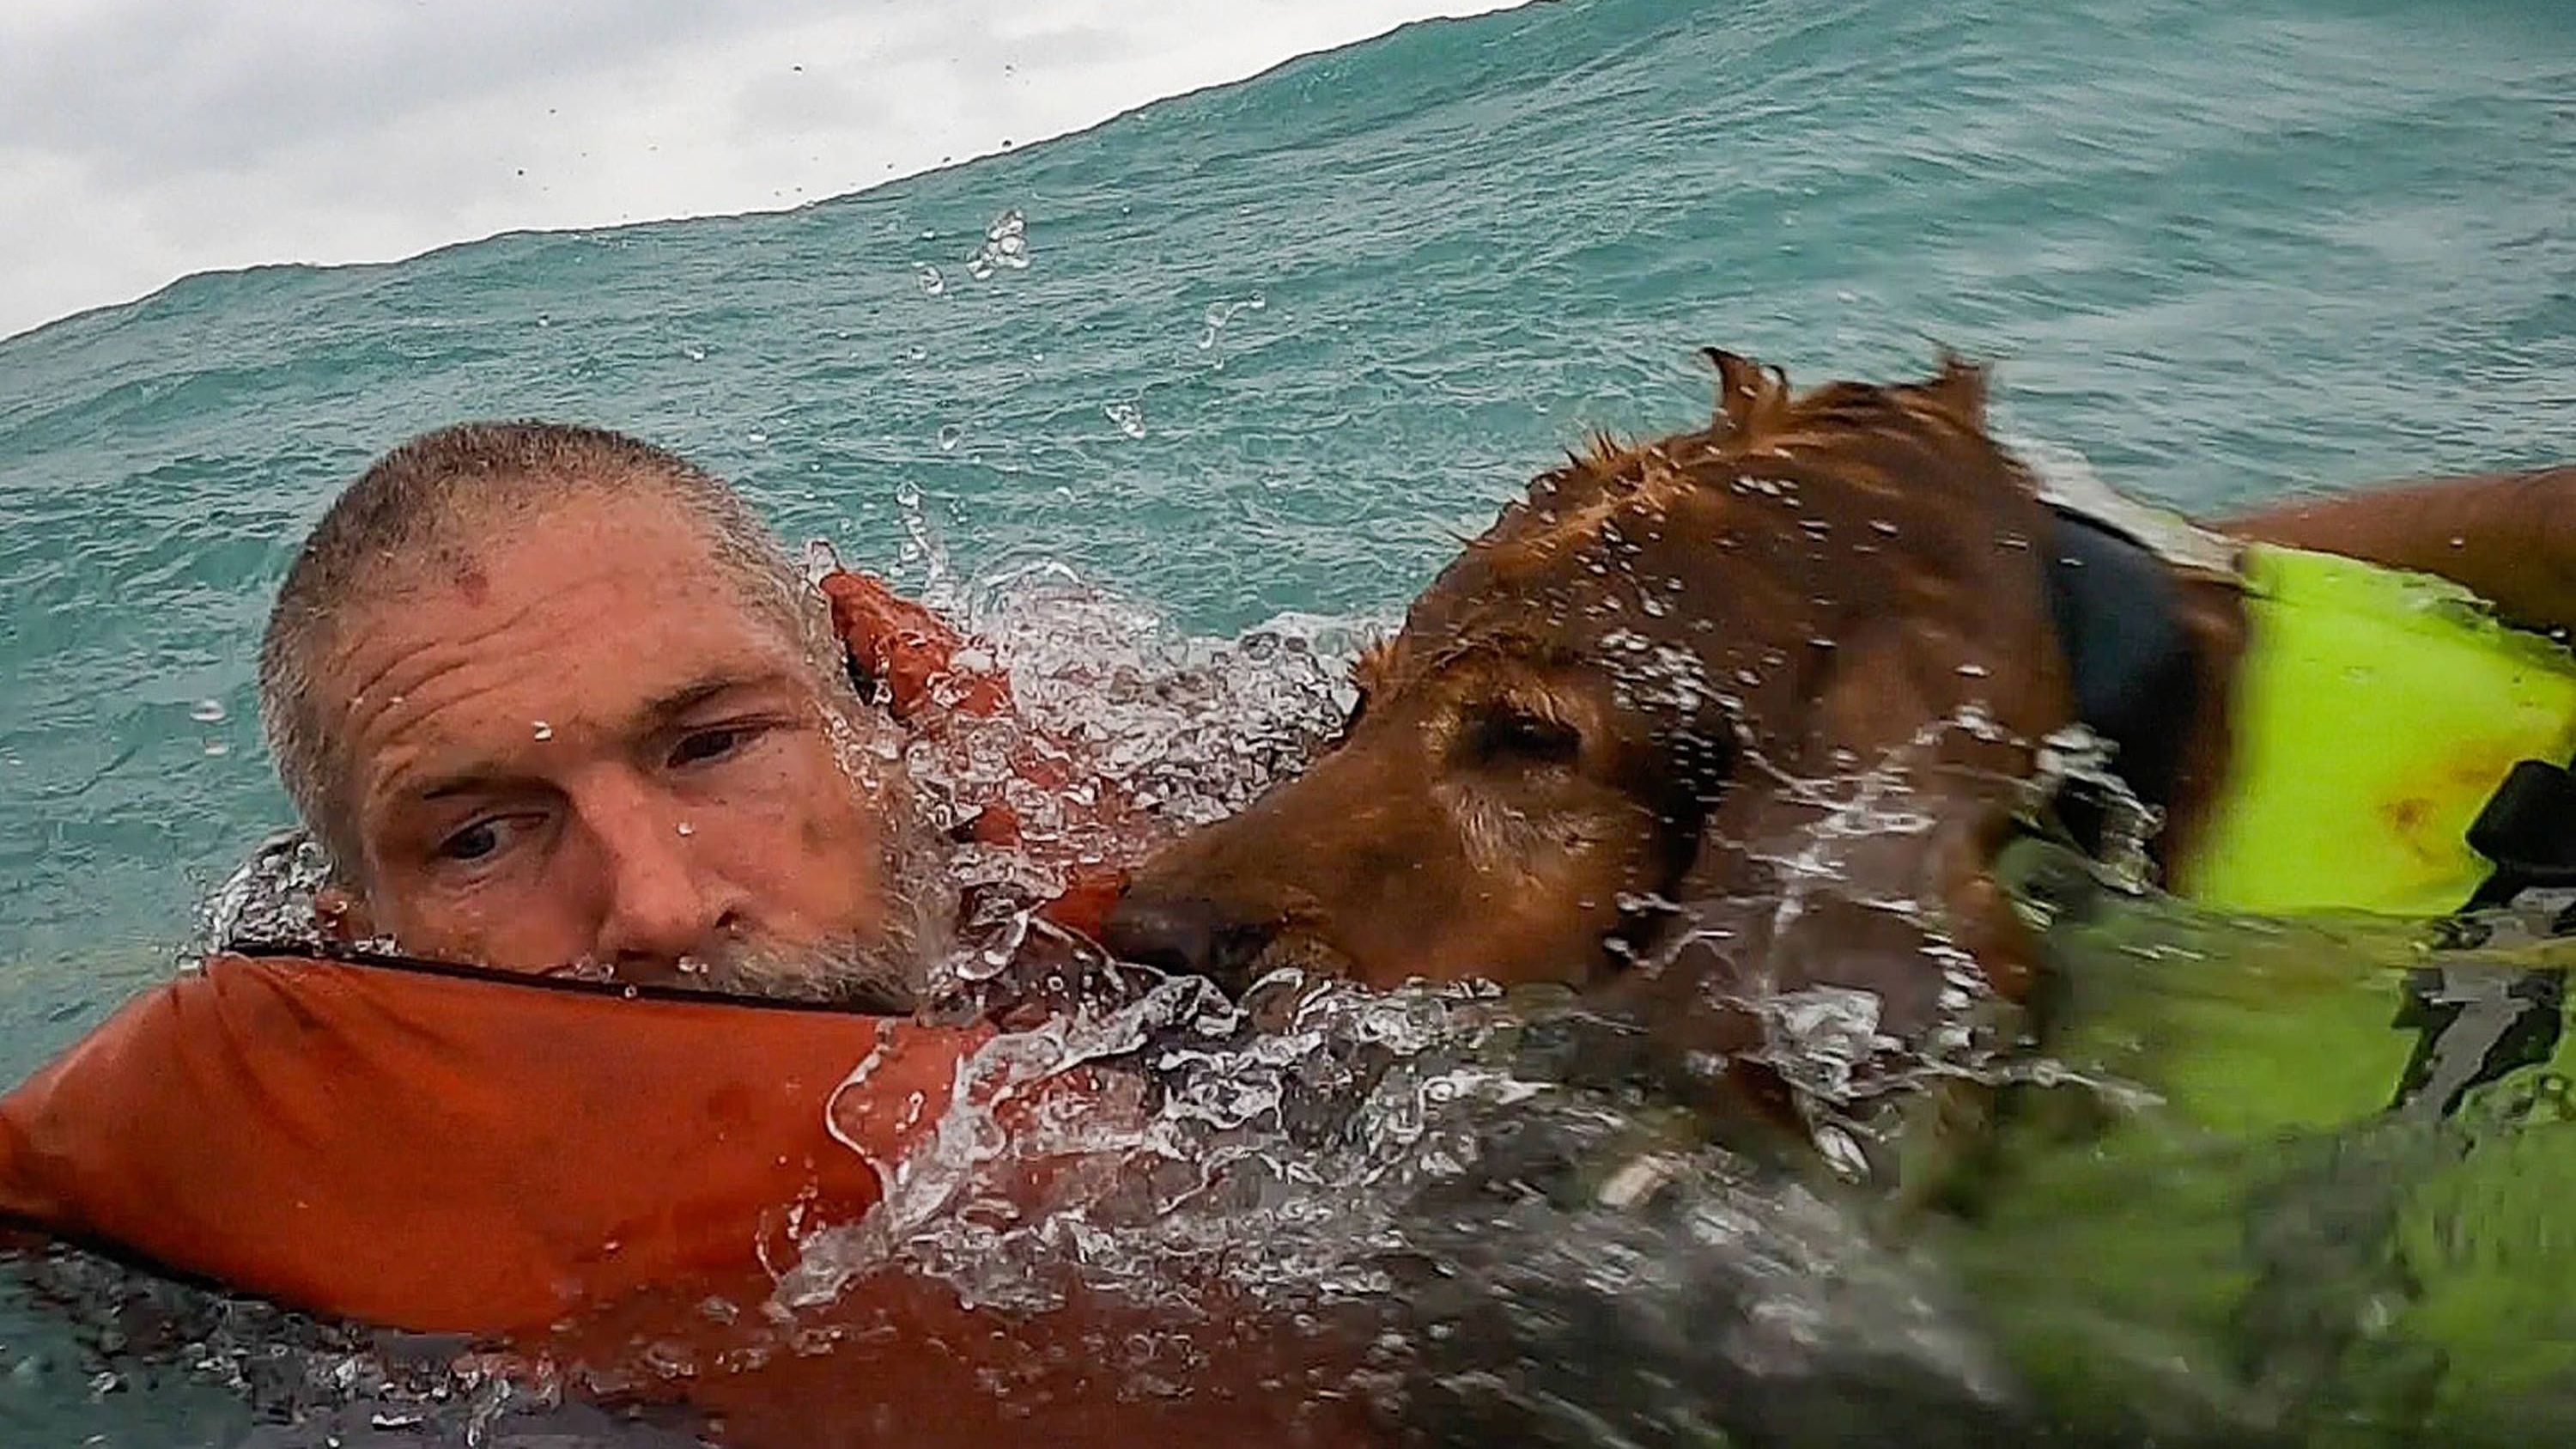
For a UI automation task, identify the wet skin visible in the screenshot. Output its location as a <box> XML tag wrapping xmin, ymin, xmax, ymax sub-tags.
<box><xmin>318</xmin><ymin>495</ymin><xmax>896</xmax><ymax>983</ymax></box>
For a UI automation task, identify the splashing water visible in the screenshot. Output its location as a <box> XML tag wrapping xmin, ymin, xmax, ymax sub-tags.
<box><xmin>191</xmin><ymin>830</ymin><xmax>336</xmax><ymax>959</ymax></box>
<box><xmin>962</xmin><ymin>208</ymin><xmax>1030</xmax><ymax>282</ymax></box>
<box><xmin>729</xmin><ymin>569</ymin><xmax>2057</xmax><ymax>1440</ymax></box>
<box><xmin>891</xmin><ymin>561</ymin><xmax>1365</xmax><ymax>960</ymax></box>
<box><xmin>0</xmin><ymin>1245</ymin><xmax>673</xmax><ymax>1448</ymax></box>
<box><xmin>1194</xmin><ymin>292</ymin><xmax>1266</xmax><ymax>366</ymax></box>
<box><xmin>775</xmin><ymin>957</ymin><xmax>2023</xmax><ymax>1443</ymax></box>
<box><xmin>773</xmin><ymin>576</ymin><xmax>2576</xmax><ymax>1445</ymax></box>
<box><xmin>155</xmin><ymin>566</ymin><xmax>2034</xmax><ymax>1443</ymax></box>
<box><xmin>78</xmin><ymin>561</ymin><xmax>2576</xmax><ymax>1447</ymax></box>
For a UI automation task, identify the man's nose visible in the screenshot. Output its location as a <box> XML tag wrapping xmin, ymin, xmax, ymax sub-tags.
<box><xmin>1100</xmin><ymin>892</ymin><xmax>1279</xmax><ymax>989</ymax></box>
<box><xmin>585</xmin><ymin>788</ymin><xmax>739</xmax><ymax>972</ymax></box>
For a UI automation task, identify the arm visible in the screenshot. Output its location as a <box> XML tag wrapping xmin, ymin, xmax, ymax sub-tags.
<box><xmin>817</xmin><ymin>572</ymin><xmax>1129</xmax><ymax>930</ymax></box>
<box><xmin>819</xmin><ymin>571</ymin><xmax>1014</xmax><ymax>721</ymax></box>
<box><xmin>2219</xmin><ymin>466</ymin><xmax>2576</xmax><ymax>635</ymax></box>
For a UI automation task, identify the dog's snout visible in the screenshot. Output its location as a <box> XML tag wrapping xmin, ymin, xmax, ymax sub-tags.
<box><xmin>1103</xmin><ymin>892</ymin><xmax>1278</xmax><ymax>985</ymax></box>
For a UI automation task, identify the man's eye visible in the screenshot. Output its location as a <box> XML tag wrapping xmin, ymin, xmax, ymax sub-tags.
<box><xmin>669</xmin><ymin>725</ymin><xmax>756</xmax><ymax>769</ymax></box>
<box><xmin>436</xmin><ymin>820</ymin><xmax>505</xmax><ymax>863</ymax></box>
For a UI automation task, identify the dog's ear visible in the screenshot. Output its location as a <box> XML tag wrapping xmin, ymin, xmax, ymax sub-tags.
<box><xmin>1917</xmin><ymin>351</ymin><xmax>1989</xmax><ymax>429</ymax></box>
<box><xmin>1649</xmin><ymin>605</ymin><xmax>2057</xmax><ymax>1048</ymax></box>
<box><xmin>1704</xmin><ymin>349</ymin><xmax>1792</xmax><ymax>440</ymax></box>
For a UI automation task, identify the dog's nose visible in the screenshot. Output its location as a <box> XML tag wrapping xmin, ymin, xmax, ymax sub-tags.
<box><xmin>1102</xmin><ymin>893</ymin><xmax>1278</xmax><ymax>985</ymax></box>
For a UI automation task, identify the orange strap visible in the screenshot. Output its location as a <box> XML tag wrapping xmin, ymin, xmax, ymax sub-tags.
<box><xmin>0</xmin><ymin>950</ymin><xmax>985</xmax><ymax>1336</ymax></box>
<box><xmin>822</xmin><ymin>571</ymin><xmax>1012</xmax><ymax>723</ymax></box>
<box><xmin>822</xmin><ymin>569</ymin><xmax>1129</xmax><ymax>912</ymax></box>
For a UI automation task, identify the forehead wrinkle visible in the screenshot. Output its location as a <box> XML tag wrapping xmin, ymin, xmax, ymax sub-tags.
<box><xmin>327</xmin><ymin>594</ymin><xmax>575</xmax><ymax>795</ymax></box>
<box><xmin>328</xmin><ymin>589</ymin><xmax>536</xmax><ymax>711</ymax></box>
<box><xmin>339</xmin><ymin>580</ymin><xmax>799</xmax><ymax>823</ymax></box>
<box><xmin>332</xmin><ymin>509</ymin><xmax>778</xmax><ymax>701</ymax></box>
<box><xmin>352</xmin><ymin>654</ymin><xmax>534</xmax><ymax>818</ymax></box>
<box><xmin>322</xmin><ymin>536</ymin><xmax>668</xmax><ymax>696</ymax></box>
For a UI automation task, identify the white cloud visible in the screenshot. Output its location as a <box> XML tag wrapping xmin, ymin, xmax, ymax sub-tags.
<box><xmin>0</xmin><ymin>0</ymin><xmax>1528</xmax><ymax>339</ymax></box>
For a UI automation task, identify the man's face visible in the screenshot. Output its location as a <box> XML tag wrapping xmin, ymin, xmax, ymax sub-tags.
<box><xmin>318</xmin><ymin>492</ymin><xmax>914</xmax><ymax>990</ymax></box>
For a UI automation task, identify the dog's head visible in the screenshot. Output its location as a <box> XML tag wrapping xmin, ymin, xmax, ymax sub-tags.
<box><xmin>1109</xmin><ymin>352</ymin><xmax>2075</xmax><ymax>1014</ymax></box>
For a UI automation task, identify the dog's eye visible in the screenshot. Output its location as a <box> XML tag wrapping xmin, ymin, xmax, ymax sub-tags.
<box><xmin>1467</xmin><ymin>703</ymin><xmax>1583</xmax><ymax>767</ymax></box>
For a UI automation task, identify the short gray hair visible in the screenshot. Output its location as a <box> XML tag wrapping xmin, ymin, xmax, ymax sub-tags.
<box><xmin>258</xmin><ymin>421</ymin><xmax>846</xmax><ymax>868</ymax></box>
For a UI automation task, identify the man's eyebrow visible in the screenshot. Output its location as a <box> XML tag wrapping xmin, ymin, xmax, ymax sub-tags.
<box><xmin>637</xmin><ymin>672</ymin><xmax>791</xmax><ymax>726</ymax></box>
<box><xmin>416</xmin><ymin>770</ymin><xmax>507</xmax><ymax>804</ymax></box>
<box><xmin>395</xmin><ymin>673</ymin><xmax>795</xmax><ymax>807</ymax></box>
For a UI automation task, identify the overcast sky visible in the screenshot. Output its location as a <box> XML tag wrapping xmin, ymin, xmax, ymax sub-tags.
<box><xmin>0</xmin><ymin>0</ymin><xmax>1528</xmax><ymax>340</ymax></box>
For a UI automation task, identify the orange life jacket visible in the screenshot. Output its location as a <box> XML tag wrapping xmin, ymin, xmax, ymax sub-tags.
<box><xmin>0</xmin><ymin>947</ymin><xmax>985</xmax><ymax>1336</ymax></box>
<box><xmin>0</xmin><ymin>948</ymin><xmax>1382</xmax><ymax>1448</ymax></box>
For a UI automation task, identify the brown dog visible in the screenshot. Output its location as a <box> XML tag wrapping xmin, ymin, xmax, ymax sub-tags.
<box><xmin>1104</xmin><ymin>350</ymin><xmax>2573</xmax><ymax>1065</ymax></box>
<box><xmin>1107</xmin><ymin>354</ymin><xmax>2213</xmax><ymax>1046</ymax></box>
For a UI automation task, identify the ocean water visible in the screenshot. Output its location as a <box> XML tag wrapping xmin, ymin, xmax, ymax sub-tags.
<box><xmin>0</xmin><ymin>0</ymin><xmax>2572</xmax><ymax>1441</ymax></box>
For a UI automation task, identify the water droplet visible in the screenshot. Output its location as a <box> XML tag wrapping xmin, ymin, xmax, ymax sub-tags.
<box><xmin>532</xmin><ymin>721</ymin><xmax>554</xmax><ymax>740</ymax></box>
<box><xmin>676</xmin><ymin>822</ymin><xmax>696</xmax><ymax>837</ymax></box>
<box><xmin>936</xmin><ymin>424</ymin><xmax>963</xmax><ymax>452</ymax></box>
<box><xmin>188</xmin><ymin>699</ymin><xmax>227</xmax><ymax>724</ymax></box>
<box><xmin>683</xmin><ymin>345</ymin><xmax>708</xmax><ymax>362</ymax></box>
<box><xmin>963</xmin><ymin>208</ymin><xmax>1029</xmax><ymax>280</ymax></box>
<box><xmin>1815</xmin><ymin>1123</ymin><xmax>1869</xmax><ymax>1180</ymax></box>
<box><xmin>1103</xmin><ymin>400</ymin><xmax>1145</xmax><ymax>438</ymax></box>
<box><xmin>1196</xmin><ymin>293</ymin><xmax>1267</xmax><ymax>352</ymax></box>
<box><xmin>1956</xmin><ymin>662</ymin><xmax>1990</xmax><ymax>679</ymax></box>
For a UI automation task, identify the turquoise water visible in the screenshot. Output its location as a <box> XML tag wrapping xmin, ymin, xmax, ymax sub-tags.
<box><xmin>0</xmin><ymin>0</ymin><xmax>2572</xmax><ymax>1438</ymax></box>
<box><xmin>3</xmin><ymin>0</ymin><xmax>2572</xmax><ymax>1062</ymax></box>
